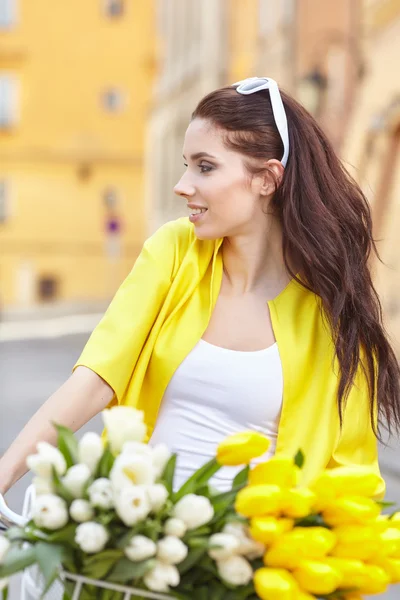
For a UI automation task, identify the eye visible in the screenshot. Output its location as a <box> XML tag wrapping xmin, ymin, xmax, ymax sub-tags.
<box><xmin>199</xmin><ymin>163</ymin><xmax>213</xmax><ymax>173</ymax></box>
<box><xmin>183</xmin><ymin>163</ymin><xmax>188</xmax><ymax>168</ymax></box>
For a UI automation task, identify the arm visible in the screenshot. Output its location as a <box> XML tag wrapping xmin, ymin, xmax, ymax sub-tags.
<box><xmin>0</xmin><ymin>366</ymin><xmax>114</xmax><ymax>495</ymax></box>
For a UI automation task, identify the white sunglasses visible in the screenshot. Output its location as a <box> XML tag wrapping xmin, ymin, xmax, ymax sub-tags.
<box><xmin>232</xmin><ymin>77</ymin><xmax>289</xmax><ymax>168</ymax></box>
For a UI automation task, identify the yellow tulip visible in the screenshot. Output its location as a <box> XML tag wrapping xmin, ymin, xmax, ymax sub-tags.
<box><xmin>280</xmin><ymin>488</ymin><xmax>316</xmax><ymax>518</ymax></box>
<box><xmin>356</xmin><ymin>564</ymin><xmax>390</xmax><ymax>595</ymax></box>
<box><xmin>264</xmin><ymin>527</ymin><xmax>336</xmax><ymax>570</ymax></box>
<box><xmin>250</xmin><ymin>516</ymin><xmax>294</xmax><ymax>545</ymax></box>
<box><xmin>235</xmin><ymin>484</ymin><xmax>282</xmax><ymax>518</ymax></box>
<box><xmin>379</xmin><ymin>527</ymin><xmax>400</xmax><ymax>558</ymax></box>
<box><xmin>371</xmin><ymin>514</ymin><xmax>390</xmax><ymax>533</ymax></box>
<box><xmin>322</xmin><ymin>495</ymin><xmax>380</xmax><ymax>527</ymax></box>
<box><xmin>249</xmin><ymin>456</ymin><xmax>300</xmax><ymax>488</ymax></box>
<box><xmin>216</xmin><ymin>431</ymin><xmax>270</xmax><ymax>466</ymax></box>
<box><xmin>331</xmin><ymin>524</ymin><xmax>381</xmax><ymax>560</ymax></box>
<box><xmin>324</xmin><ymin>557</ymin><xmax>368</xmax><ymax>589</ymax></box>
<box><xmin>293</xmin><ymin>559</ymin><xmax>342</xmax><ymax>595</ymax></box>
<box><xmin>373</xmin><ymin>557</ymin><xmax>400</xmax><ymax>583</ymax></box>
<box><xmin>388</xmin><ymin>512</ymin><xmax>400</xmax><ymax>529</ymax></box>
<box><xmin>343</xmin><ymin>595</ymin><xmax>363</xmax><ymax>600</ymax></box>
<box><xmin>296</xmin><ymin>590</ymin><xmax>316</xmax><ymax>600</ymax></box>
<box><xmin>311</xmin><ymin>466</ymin><xmax>382</xmax><ymax>500</ymax></box>
<box><xmin>253</xmin><ymin>568</ymin><xmax>298</xmax><ymax>600</ymax></box>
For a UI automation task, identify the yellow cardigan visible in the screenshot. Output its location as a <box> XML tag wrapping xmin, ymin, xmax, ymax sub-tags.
<box><xmin>74</xmin><ymin>218</ymin><xmax>384</xmax><ymax>495</ymax></box>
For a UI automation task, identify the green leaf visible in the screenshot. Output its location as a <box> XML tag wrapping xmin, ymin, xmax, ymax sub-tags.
<box><xmin>232</xmin><ymin>465</ymin><xmax>250</xmax><ymax>488</ymax></box>
<box><xmin>0</xmin><ymin>546</ymin><xmax>37</xmax><ymax>578</ymax></box>
<box><xmin>97</xmin><ymin>444</ymin><xmax>116</xmax><ymax>478</ymax></box>
<box><xmin>6</xmin><ymin>525</ymin><xmax>49</xmax><ymax>544</ymax></box>
<box><xmin>53</xmin><ymin>423</ymin><xmax>79</xmax><ymax>469</ymax></box>
<box><xmin>52</xmin><ymin>467</ymin><xmax>74</xmax><ymax>503</ymax></box>
<box><xmin>210</xmin><ymin>485</ymin><xmax>242</xmax><ymax>521</ymax></box>
<box><xmin>178</xmin><ymin>547</ymin><xmax>207</xmax><ymax>575</ymax></box>
<box><xmin>46</xmin><ymin>522</ymin><xmax>78</xmax><ymax>546</ymax></box>
<box><xmin>295</xmin><ymin>514</ymin><xmax>330</xmax><ymax>528</ymax></box>
<box><xmin>161</xmin><ymin>453</ymin><xmax>177</xmax><ymax>496</ymax></box>
<box><xmin>173</xmin><ymin>458</ymin><xmax>221</xmax><ymax>502</ymax></box>
<box><xmin>294</xmin><ymin>449</ymin><xmax>305</xmax><ymax>469</ymax></box>
<box><xmin>376</xmin><ymin>501</ymin><xmax>396</xmax><ymax>509</ymax></box>
<box><xmin>36</xmin><ymin>542</ymin><xmax>65</xmax><ymax>597</ymax></box>
<box><xmin>107</xmin><ymin>557</ymin><xmax>156</xmax><ymax>584</ymax></box>
<box><xmin>1</xmin><ymin>585</ymin><xmax>8</xmax><ymax>600</ymax></box>
<box><xmin>82</xmin><ymin>549</ymin><xmax>123</xmax><ymax>580</ymax></box>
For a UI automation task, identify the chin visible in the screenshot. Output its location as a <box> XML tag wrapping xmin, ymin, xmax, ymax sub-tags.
<box><xmin>192</xmin><ymin>224</ymin><xmax>224</xmax><ymax>241</ymax></box>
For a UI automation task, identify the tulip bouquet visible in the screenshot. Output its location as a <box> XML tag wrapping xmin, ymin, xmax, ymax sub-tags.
<box><xmin>0</xmin><ymin>406</ymin><xmax>399</xmax><ymax>600</ymax></box>
<box><xmin>217</xmin><ymin>433</ymin><xmax>400</xmax><ymax>600</ymax></box>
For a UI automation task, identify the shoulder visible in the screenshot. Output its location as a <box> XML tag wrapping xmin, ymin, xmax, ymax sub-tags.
<box><xmin>147</xmin><ymin>218</ymin><xmax>195</xmax><ymax>251</ymax></box>
<box><xmin>142</xmin><ymin>218</ymin><xmax>197</xmax><ymax>279</ymax></box>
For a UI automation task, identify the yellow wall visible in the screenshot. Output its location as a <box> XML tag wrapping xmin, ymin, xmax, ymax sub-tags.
<box><xmin>0</xmin><ymin>0</ymin><xmax>155</xmax><ymax>307</ymax></box>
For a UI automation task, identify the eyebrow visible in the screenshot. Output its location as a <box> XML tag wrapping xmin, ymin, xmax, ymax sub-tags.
<box><xmin>183</xmin><ymin>152</ymin><xmax>217</xmax><ymax>161</ymax></box>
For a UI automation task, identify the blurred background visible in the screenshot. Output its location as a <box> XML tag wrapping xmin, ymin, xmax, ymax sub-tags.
<box><xmin>1</xmin><ymin>1</ymin><xmax>400</xmax><ymax>597</ymax></box>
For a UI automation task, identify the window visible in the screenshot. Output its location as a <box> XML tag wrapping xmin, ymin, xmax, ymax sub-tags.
<box><xmin>0</xmin><ymin>0</ymin><xmax>16</xmax><ymax>28</ymax></box>
<box><xmin>0</xmin><ymin>180</ymin><xmax>10</xmax><ymax>223</ymax></box>
<box><xmin>104</xmin><ymin>0</ymin><xmax>124</xmax><ymax>18</ymax></box>
<box><xmin>38</xmin><ymin>276</ymin><xmax>58</xmax><ymax>301</ymax></box>
<box><xmin>0</xmin><ymin>74</ymin><xmax>19</xmax><ymax>128</ymax></box>
<box><xmin>101</xmin><ymin>88</ymin><xmax>126</xmax><ymax>113</ymax></box>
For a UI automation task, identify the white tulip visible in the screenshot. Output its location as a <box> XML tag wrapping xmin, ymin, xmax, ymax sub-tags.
<box><xmin>121</xmin><ymin>441</ymin><xmax>153</xmax><ymax>459</ymax></box>
<box><xmin>88</xmin><ymin>478</ymin><xmax>114</xmax><ymax>509</ymax></box>
<box><xmin>208</xmin><ymin>533</ymin><xmax>240</xmax><ymax>561</ymax></box>
<box><xmin>172</xmin><ymin>494</ymin><xmax>214</xmax><ymax>530</ymax></box>
<box><xmin>114</xmin><ymin>486</ymin><xmax>151</xmax><ymax>526</ymax></box>
<box><xmin>27</xmin><ymin>442</ymin><xmax>67</xmax><ymax>478</ymax></box>
<box><xmin>110</xmin><ymin>454</ymin><xmax>155</xmax><ymax>492</ymax></box>
<box><xmin>0</xmin><ymin>578</ymin><xmax>9</xmax><ymax>591</ymax></box>
<box><xmin>0</xmin><ymin>536</ymin><xmax>10</xmax><ymax>563</ymax></box>
<box><xmin>32</xmin><ymin>476</ymin><xmax>54</xmax><ymax>496</ymax></box>
<box><xmin>124</xmin><ymin>535</ymin><xmax>157</xmax><ymax>562</ymax></box>
<box><xmin>102</xmin><ymin>406</ymin><xmax>147</xmax><ymax>454</ymax></box>
<box><xmin>164</xmin><ymin>518</ymin><xmax>187</xmax><ymax>538</ymax></box>
<box><xmin>75</xmin><ymin>522</ymin><xmax>109</xmax><ymax>554</ymax></box>
<box><xmin>157</xmin><ymin>536</ymin><xmax>188</xmax><ymax>565</ymax></box>
<box><xmin>217</xmin><ymin>555</ymin><xmax>253</xmax><ymax>586</ymax></box>
<box><xmin>147</xmin><ymin>484</ymin><xmax>168</xmax><ymax>512</ymax></box>
<box><xmin>32</xmin><ymin>494</ymin><xmax>69</xmax><ymax>530</ymax></box>
<box><xmin>78</xmin><ymin>432</ymin><xmax>104</xmax><ymax>474</ymax></box>
<box><xmin>143</xmin><ymin>560</ymin><xmax>180</xmax><ymax>592</ymax></box>
<box><xmin>222</xmin><ymin>522</ymin><xmax>265</xmax><ymax>559</ymax></box>
<box><xmin>70</xmin><ymin>499</ymin><xmax>94</xmax><ymax>523</ymax></box>
<box><xmin>62</xmin><ymin>464</ymin><xmax>91</xmax><ymax>498</ymax></box>
<box><xmin>151</xmin><ymin>443</ymin><xmax>171</xmax><ymax>478</ymax></box>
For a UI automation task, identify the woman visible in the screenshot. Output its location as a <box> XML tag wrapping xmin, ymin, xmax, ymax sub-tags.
<box><xmin>1</xmin><ymin>77</ymin><xmax>399</xmax><ymax>495</ymax></box>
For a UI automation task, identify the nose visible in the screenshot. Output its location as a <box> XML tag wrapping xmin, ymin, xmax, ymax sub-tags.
<box><xmin>174</xmin><ymin>172</ymin><xmax>195</xmax><ymax>199</ymax></box>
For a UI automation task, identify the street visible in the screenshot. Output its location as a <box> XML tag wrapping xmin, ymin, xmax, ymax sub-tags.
<box><xmin>1</xmin><ymin>333</ymin><xmax>400</xmax><ymax>599</ymax></box>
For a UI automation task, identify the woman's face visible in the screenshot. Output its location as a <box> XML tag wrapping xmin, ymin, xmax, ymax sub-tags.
<box><xmin>174</xmin><ymin>118</ymin><xmax>272</xmax><ymax>240</ymax></box>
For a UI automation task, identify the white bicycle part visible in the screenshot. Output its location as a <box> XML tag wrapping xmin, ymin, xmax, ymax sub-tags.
<box><xmin>1</xmin><ymin>487</ymin><xmax>176</xmax><ymax>599</ymax></box>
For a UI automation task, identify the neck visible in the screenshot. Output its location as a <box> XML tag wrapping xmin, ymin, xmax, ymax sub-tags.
<box><xmin>221</xmin><ymin>216</ymin><xmax>291</xmax><ymax>296</ymax></box>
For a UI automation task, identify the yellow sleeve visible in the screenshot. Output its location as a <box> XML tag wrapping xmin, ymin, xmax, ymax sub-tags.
<box><xmin>328</xmin><ymin>371</ymin><xmax>385</xmax><ymax>499</ymax></box>
<box><xmin>73</xmin><ymin>220</ymin><xmax>185</xmax><ymax>403</ymax></box>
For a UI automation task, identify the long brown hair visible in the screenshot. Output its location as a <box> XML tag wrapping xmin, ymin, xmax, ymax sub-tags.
<box><xmin>192</xmin><ymin>85</ymin><xmax>400</xmax><ymax>436</ymax></box>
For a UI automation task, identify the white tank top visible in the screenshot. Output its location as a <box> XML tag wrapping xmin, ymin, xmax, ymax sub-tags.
<box><xmin>150</xmin><ymin>340</ymin><xmax>283</xmax><ymax>491</ymax></box>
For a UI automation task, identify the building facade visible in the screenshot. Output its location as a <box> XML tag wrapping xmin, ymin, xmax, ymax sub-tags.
<box><xmin>0</xmin><ymin>0</ymin><xmax>156</xmax><ymax>308</ymax></box>
<box><xmin>342</xmin><ymin>0</ymin><xmax>400</xmax><ymax>349</ymax></box>
<box><xmin>146</xmin><ymin>0</ymin><xmax>358</xmax><ymax>229</ymax></box>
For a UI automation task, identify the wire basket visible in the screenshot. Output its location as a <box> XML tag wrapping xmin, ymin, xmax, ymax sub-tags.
<box><xmin>1</xmin><ymin>488</ymin><xmax>175</xmax><ymax>600</ymax></box>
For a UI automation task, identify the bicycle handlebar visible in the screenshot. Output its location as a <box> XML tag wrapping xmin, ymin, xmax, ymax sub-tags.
<box><xmin>0</xmin><ymin>493</ymin><xmax>28</xmax><ymax>528</ymax></box>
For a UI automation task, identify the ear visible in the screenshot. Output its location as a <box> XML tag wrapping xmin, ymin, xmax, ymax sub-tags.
<box><xmin>259</xmin><ymin>159</ymin><xmax>285</xmax><ymax>196</ymax></box>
